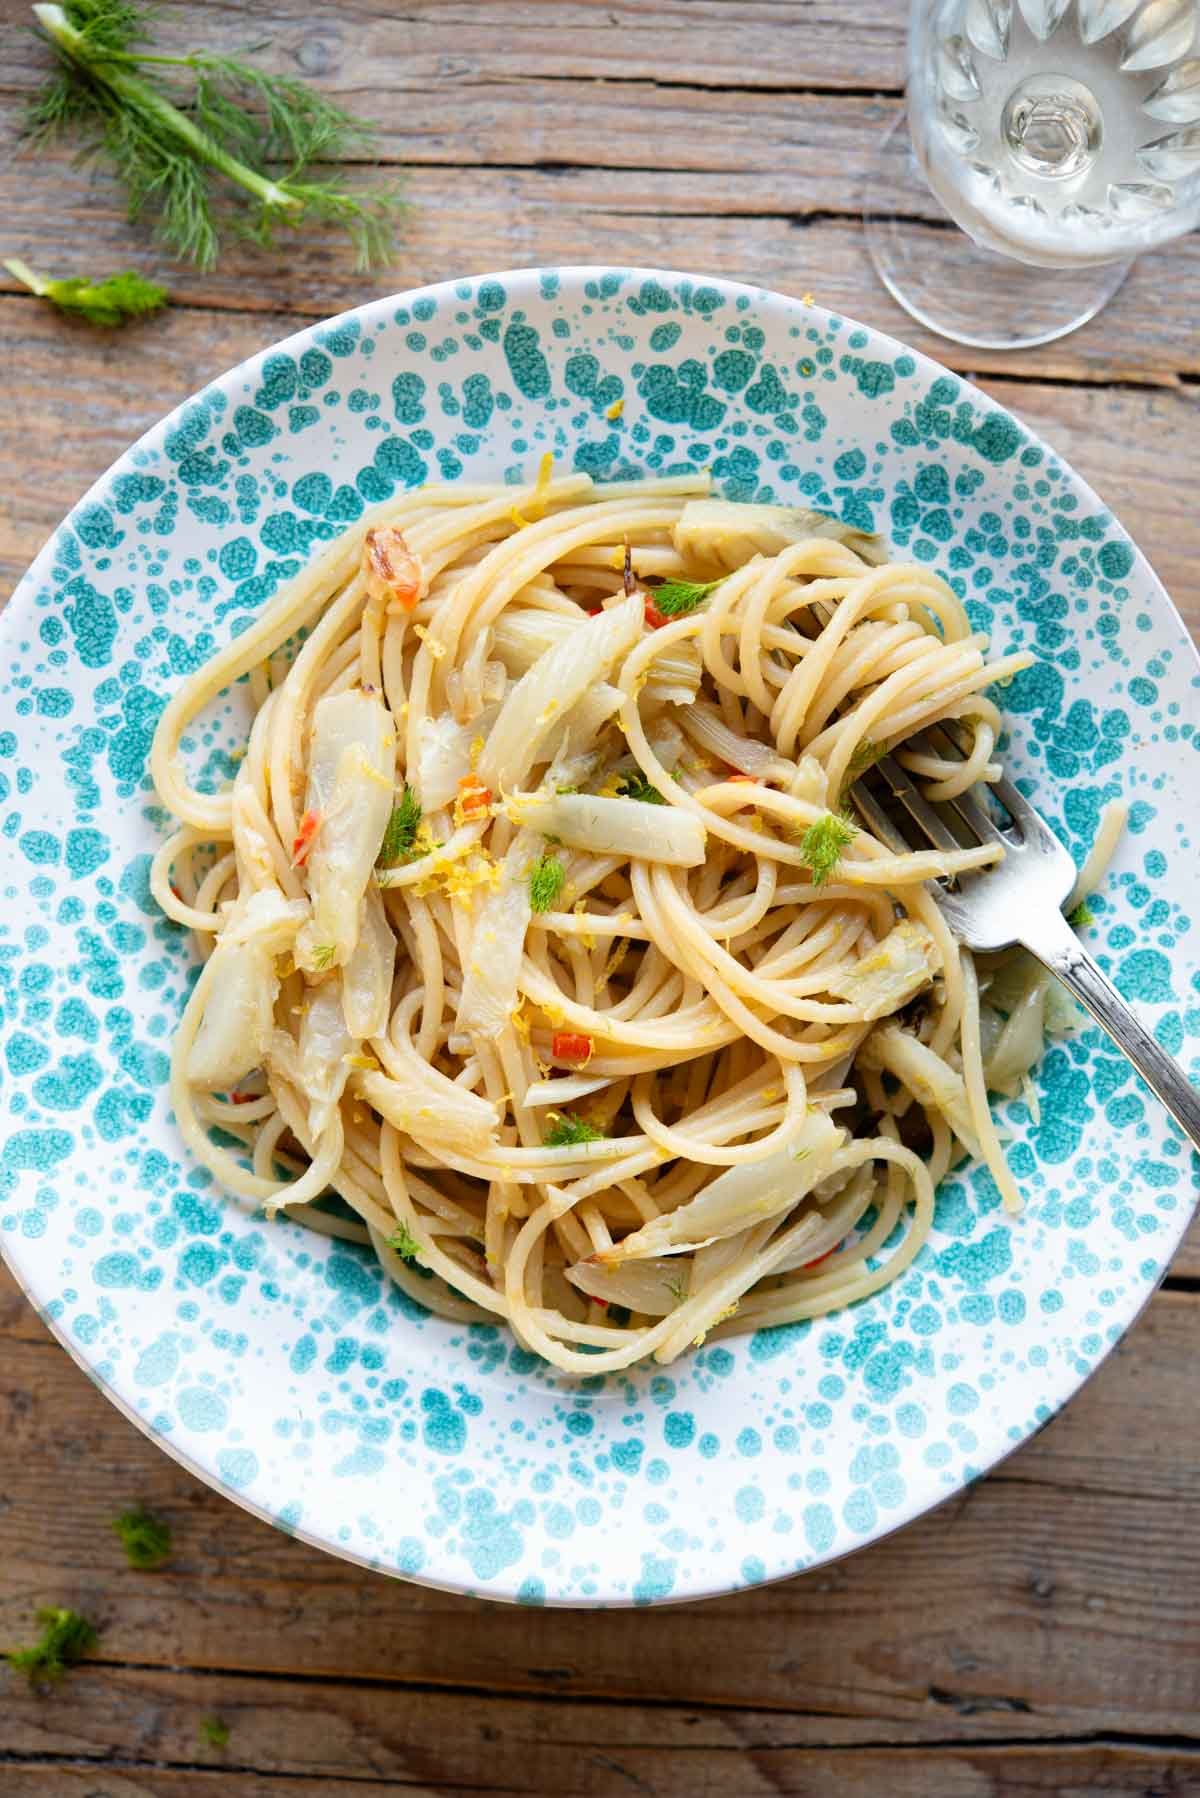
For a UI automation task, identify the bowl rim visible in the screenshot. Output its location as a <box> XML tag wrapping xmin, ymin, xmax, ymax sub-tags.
<box><xmin>2</xmin><ymin>262</ymin><xmax>1197</xmax><ymax>1606</ymax></box>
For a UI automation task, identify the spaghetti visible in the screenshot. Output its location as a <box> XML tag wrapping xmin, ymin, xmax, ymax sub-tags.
<box><xmin>151</xmin><ymin>470</ymin><xmax>1061</xmax><ymax>1373</ymax></box>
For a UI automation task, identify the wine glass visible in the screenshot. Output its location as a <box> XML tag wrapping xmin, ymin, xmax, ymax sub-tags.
<box><xmin>865</xmin><ymin>0</ymin><xmax>1200</xmax><ymax>348</ymax></box>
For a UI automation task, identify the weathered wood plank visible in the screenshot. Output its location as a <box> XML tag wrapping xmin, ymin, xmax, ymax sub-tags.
<box><xmin>12</xmin><ymin>1752</ymin><xmax>1194</xmax><ymax>1798</ymax></box>
<box><xmin>5</xmin><ymin>78</ymin><xmax>898</xmax><ymax>190</ymax></box>
<box><xmin>3</xmin><ymin>1665</ymin><xmax>1200</xmax><ymax>1795</ymax></box>
<box><xmin>1</xmin><ymin>1281</ymin><xmax>1198</xmax><ymax>1734</ymax></box>
<box><xmin>2</xmin><ymin>294</ymin><xmax>1198</xmax><ymax>645</ymax></box>
<box><xmin>1</xmin><ymin>1749</ymin><xmax>1197</xmax><ymax>1798</ymax></box>
<box><xmin>3</xmin><ymin>153</ymin><xmax>1200</xmax><ymax>387</ymax></box>
<box><xmin>0</xmin><ymin>0</ymin><xmax>910</xmax><ymax>96</ymax></box>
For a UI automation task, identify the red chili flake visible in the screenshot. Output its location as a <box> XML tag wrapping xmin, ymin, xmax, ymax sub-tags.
<box><xmin>291</xmin><ymin>808</ymin><xmax>321</xmax><ymax>866</ymax></box>
<box><xmin>644</xmin><ymin>599</ymin><xmax>668</xmax><ymax>630</ymax></box>
<box><xmin>552</xmin><ymin>1030</ymin><xmax>594</xmax><ymax>1065</ymax></box>
<box><xmin>802</xmin><ymin>1244</ymin><xmax>840</xmax><ymax>1270</ymax></box>
<box><xmin>455</xmin><ymin>775</ymin><xmax>492</xmax><ymax>822</ymax></box>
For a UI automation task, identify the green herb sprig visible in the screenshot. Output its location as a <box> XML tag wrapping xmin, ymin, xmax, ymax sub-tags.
<box><xmin>5</xmin><ymin>256</ymin><xmax>167</xmax><ymax>326</ymax></box>
<box><xmin>797</xmin><ymin>810</ymin><xmax>857</xmax><ymax>887</ymax></box>
<box><xmin>111</xmin><ymin>1505</ymin><xmax>171</xmax><ymax>1569</ymax></box>
<box><xmin>529</xmin><ymin>852</ymin><xmax>565</xmax><ymax>913</ymax></box>
<box><xmin>378</xmin><ymin>785</ymin><xmax>422</xmax><ymax>866</ymax></box>
<box><xmin>618</xmin><ymin>772</ymin><xmax>666</xmax><ymax>805</ymax></box>
<box><xmin>543</xmin><ymin>1111</ymin><xmax>605</xmax><ymax>1147</ymax></box>
<box><xmin>26</xmin><ymin>1</ymin><xmax>403</xmax><ymax>270</ymax></box>
<box><xmin>387</xmin><ymin>1222</ymin><xmax>421</xmax><ymax>1263</ymax></box>
<box><xmin>648</xmin><ymin>575</ymin><xmax>725</xmax><ymax>618</ymax></box>
<box><xmin>6</xmin><ymin>1607</ymin><xmax>97</xmax><ymax>1687</ymax></box>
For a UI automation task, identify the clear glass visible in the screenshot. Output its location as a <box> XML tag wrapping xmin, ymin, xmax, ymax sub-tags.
<box><xmin>866</xmin><ymin>0</ymin><xmax>1200</xmax><ymax>346</ymax></box>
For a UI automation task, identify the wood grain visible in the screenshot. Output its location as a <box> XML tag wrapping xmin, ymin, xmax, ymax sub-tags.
<box><xmin>4</xmin><ymin>1664</ymin><xmax>1200</xmax><ymax>1796</ymax></box>
<box><xmin>2</xmin><ymin>0</ymin><xmax>1200</xmax><ymax>388</ymax></box>
<box><xmin>6</xmin><ymin>1748</ymin><xmax>1193</xmax><ymax>1798</ymax></box>
<box><xmin>3</xmin><ymin>1275</ymin><xmax>1199</xmax><ymax>1745</ymax></box>
<box><xmin>0</xmin><ymin>0</ymin><xmax>911</xmax><ymax>97</ymax></box>
<box><xmin>0</xmin><ymin>0</ymin><xmax>908</xmax><ymax>204</ymax></box>
<box><xmin>2</xmin><ymin>78</ymin><xmax>897</xmax><ymax>191</ymax></box>
<box><xmin>4</xmin><ymin>152</ymin><xmax>1200</xmax><ymax>388</ymax></box>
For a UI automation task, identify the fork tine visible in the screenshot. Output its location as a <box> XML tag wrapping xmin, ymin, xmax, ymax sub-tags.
<box><xmin>988</xmin><ymin>770</ymin><xmax>1062</xmax><ymax>850</ymax></box>
<box><xmin>846</xmin><ymin>777</ymin><xmax>908</xmax><ymax>852</ymax></box>
<box><xmin>934</xmin><ymin>718</ymin><xmax>1060</xmax><ymax>850</ymax></box>
<box><xmin>939</xmin><ymin>788</ymin><xmax>1008</xmax><ymax>847</ymax></box>
<box><xmin>905</xmin><ymin>721</ymin><xmax>1012</xmax><ymax>849</ymax></box>
<box><xmin>936</xmin><ymin>717</ymin><xmax>976</xmax><ymax>759</ymax></box>
<box><xmin>873</xmin><ymin>753</ymin><xmax>962</xmax><ymax>852</ymax></box>
<box><xmin>919</xmin><ymin>719</ymin><xmax>1001</xmax><ymax>786</ymax></box>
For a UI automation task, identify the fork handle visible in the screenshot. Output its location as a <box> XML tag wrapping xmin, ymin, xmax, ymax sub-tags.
<box><xmin>1019</xmin><ymin>909</ymin><xmax>1200</xmax><ymax>1153</ymax></box>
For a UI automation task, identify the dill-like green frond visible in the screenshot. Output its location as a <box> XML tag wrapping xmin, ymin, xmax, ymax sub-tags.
<box><xmin>188</xmin><ymin>53</ymin><xmax>378</xmax><ymax>167</ymax></box>
<box><xmin>7</xmin><ymin>1607</ymin><xmax>97</xmax><ymax>1686</ymax></box>
<box><xmin>24</xmin><ymin>1</ymin><xmax>403</xmax><ymax>270</ymax></box>
<box><xmin>618</xmin><ymin>771</ymin><xmax>666</xmax><ymax>805</ymax></box>
<box><xmin>529</xmin><ymin>853</ymin><xmax>566</xmax><ymax>914</ymax></box>
<box><xmin>387</xmin><ymin>1222</ymin><xmax>421</xmax><ymax>1262</ymax></box>
<box><xmin>111</xmin><ymin>1505</ymin><xmax>172</xmax><ymax>1568</ymax></box>
<box><xmin>5</xmin><ymin>258</ymin><xmax>168</xmax><ymax>325</ymax></box>
<box><xmin>378</xmin><ymin>786</ymin><xmax>422</xmax><ymax>866</ymax></box>
<box><xmin>648</xmin><ymin>575</ymin><xmax>725</xmax><ymax>617</ymax></box>
<box><xmin>543</xmin><ymin>1111</ymin><xmax>605</xmax><ymax>1147</ymax></box>
<box><xmin>796</xmin><ymin>810</ymin><xmax>857</xmax><ymax>887</ymax></box>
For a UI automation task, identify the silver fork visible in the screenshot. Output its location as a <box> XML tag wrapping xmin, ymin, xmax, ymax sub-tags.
<box><xmin>849</xmin><ymin>740</ymin><xmax>1200</xmax><ymax>1153</ymax></box>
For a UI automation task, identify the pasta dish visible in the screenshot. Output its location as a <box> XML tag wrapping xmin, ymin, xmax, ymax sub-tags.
<box><xmin>150</xmin><ymin>468</ymin><xmax>1084</xmax><ymax>1373</ymax></box>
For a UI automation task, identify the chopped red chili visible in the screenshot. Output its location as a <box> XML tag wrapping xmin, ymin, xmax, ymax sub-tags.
<box><xmin>290</xmin><ymin>808</ymin><xmax>321</xmax><ymax>866</ymax></box>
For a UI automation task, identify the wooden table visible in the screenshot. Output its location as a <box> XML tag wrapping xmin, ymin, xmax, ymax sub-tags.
<box><xmin>2</xmin><ymin>4</ymin><xmax>1198</xmax><ymax>1793</ymax></box>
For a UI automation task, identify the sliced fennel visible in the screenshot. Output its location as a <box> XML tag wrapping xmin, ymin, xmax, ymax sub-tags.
<box><xmin>415</xmin><ymin>707</ymin><xmax>497</xmax><ymax>812</ymax></box>
<box><xmin>522</xmin><ymin>792</ymin><xmax>706</xmax><ymax>867</ymax></box>
<box><xmin>479</xmin><ymin>592</ymin><xmax>643</xmax><ymax>794</ymax></box>
<box><xmin>591</xmin><ymin>1109</ymin><xmax>845</xmax><ymax>1263</ymax></box>
<box><xmin>859</xmin><ymin>1022</ymin><xmax>982</xmax><ymax>1158</ymax></box>
<box><xmin>296</xmin><ymin>689</ymin><xmax>395</xmax><ymax>973</ymax></box>
<box><xmin>298</xmin><ymin>976</ymin><xmax>355</xmax><ymax>1140</ymax></box>
<box><xmin>566</xmin><ymin>1255</ymin><xmax>689</xmax><ymax>1316</ymax></box>
<box><xmin>456</xmin><ymin>833</ymin><xmax>537</xmax><ymax>1039</ymax></box>
<box><xmin>352</xmin><ymin>1065</ymin><xmax>500</xmax><ymax>1153</ymax></box>
<box><xmin>673</xmin><ymin>499</ymin><xmax>885</xmax><ymax>571</ymax></box>
<box><xmin>823</xmin><ymin>920</ymin><xmax>940</xmax><ymax>1020</ymax></box>
<box><xmin>186</xmin><ymin>889</ymin><xmax>307</xmax><ymax>1088</ymax></box>
<box><xmin>342</xmin><ymin>883</ymin><xmax>395</xmax><ymax>1041</ymax></box>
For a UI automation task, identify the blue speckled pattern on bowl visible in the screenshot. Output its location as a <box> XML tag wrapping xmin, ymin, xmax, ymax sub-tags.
<box><xmin>1</xmin><ymin>267</ymin><xmax>1197</xmax><ymax>1607</ymax></box>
